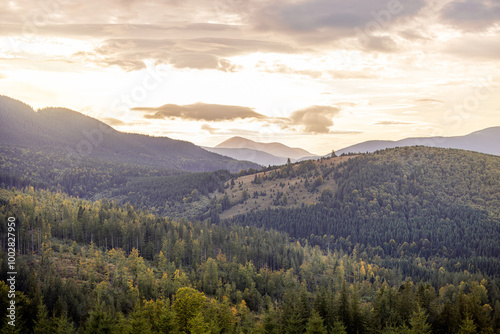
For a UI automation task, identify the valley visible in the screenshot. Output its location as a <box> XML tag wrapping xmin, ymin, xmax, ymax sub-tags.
<box><xmin>0</xmin><ymin>96</ymin><xmax>499</xmax><ymax>333</ymax></box>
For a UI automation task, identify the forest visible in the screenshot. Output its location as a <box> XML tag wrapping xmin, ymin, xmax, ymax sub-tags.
<box><xmin>0</xmin><ymin>145</ymin><xmax>499</xmax><ymax>333</ymax></box>
<box><xmin>0</xmin><ymin>181</ymin><xmax>499</xmax><ymax>333</ymax></box>
<box><xmin>227</xmin><ymin>147</ymin><xmax>500</xmax><ymax>280</ymax></box>
<box><xmin>0</xmin><ymin>145</ymin><xmax>232</xmax><ymax>220</ymax></box>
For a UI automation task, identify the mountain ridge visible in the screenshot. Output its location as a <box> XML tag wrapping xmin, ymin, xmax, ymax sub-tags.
<box><xmin>0</xmin><ymin>95</ymin><xmax>259</xmax><ymax>172</ymax></box>
<box><xmin>336</xmin><ymin>126</ymin><xmax>500</xmax><ymax>156</ymax></box>
<box><xmin>203</xmin><ymin>146</ymin><xmax>291</xmax><ymax>166</ymax></box>
<box><xmin>216</xmin><ymin>136</ymin><xmax>316</xmax><ymax>160</ymax></box>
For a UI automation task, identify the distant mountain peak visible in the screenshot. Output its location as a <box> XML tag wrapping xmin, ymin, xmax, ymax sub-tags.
<box><xmin>215</xmin><ymin>136</ymin><xmax>315</xmax><ymax>160</ymax></box>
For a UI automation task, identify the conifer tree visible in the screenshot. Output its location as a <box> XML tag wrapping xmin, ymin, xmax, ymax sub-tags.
<box><xmin>458</xmin><ymin>316</ymin><xmax>477</xmax><ymax>334</ymax></box>
<box><xmin>305</xmin><ymin>310</ymin><xmax>327</xmax><ymax>334</ymax></box>
<box><xmin>33</xmin><ymin>302</ymin><xmax>52</xmax><ymax>334</ymax></box>
<box><xmin>408</xmin><ymin>307</ymin><xmax>432</xmax><ymax>334</ymax></box>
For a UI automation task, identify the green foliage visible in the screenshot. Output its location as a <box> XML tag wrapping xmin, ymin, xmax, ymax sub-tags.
<box><xmin>331</xmin><ymin>321</ymin><xmax>348</xmax><ymax>334</ymax></box>
<box><xmin>172</xmin><ymin>287</ymin><xmax>206</xmax><ymax>332</ymax></box>
<box><xmin>408</xmin><ymin>307</ymin><xmax>432</xmax><ymax>334</ymax></box>
<box><xmin>305</xmin><ymin>310</ymin><xmax>328</xmax><ymax>334</ymax></box>
<box><xmin>229</xmin><ymin>147</ymin><xmax>500</xmax><ymax>281</ymax></box>
<box><xmin>82</xmin><ymin>302</ymin><xmax>117</xmax><ymax>334</ymax></box>
<box><xmin>458</xmin><ymin>316</ymin><xmax>477</xmax><ymax>334</ymax></box>
<box><xmin>1</xmin><ymin>146</ymin><xmax>500</xmax><ymax>333</ymax></box>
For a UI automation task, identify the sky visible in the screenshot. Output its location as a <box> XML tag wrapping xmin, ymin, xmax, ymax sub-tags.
<box><xmin>0</xmin><ymin>0</ymin><xmax>499</xmax><ymax>155</ymax></box>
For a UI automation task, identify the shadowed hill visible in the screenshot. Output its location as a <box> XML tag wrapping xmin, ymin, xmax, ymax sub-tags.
<box><xmin>0</xmin><ymin>96</ymin><xmax>259</xmax><ymax>172</ymax></box>
<box><xmin>0</xmin><ymin>97</ymin><xmax>258</xmax><ymax>171</ymax></box>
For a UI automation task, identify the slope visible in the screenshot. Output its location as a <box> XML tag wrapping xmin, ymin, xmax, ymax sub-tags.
<box><xmin>224</xmin><ymin>147</ymin><xmax>500</xmax><ymax>278</ymax></box>
<box><xmin>0</xmin><ymin>95</ymin><xmax>258</xmax><ymax>172</ymax></box>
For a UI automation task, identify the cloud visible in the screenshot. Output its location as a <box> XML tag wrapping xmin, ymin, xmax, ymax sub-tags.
<box><xmin>168</xmin><ymin>53</ymin><xmax>240</xmax><ymax>72</ymax></box>
<box><xmin>257</xmin><ymin>63</ymin><xmax>323</xmax><ymax>78</ymax></box>
<box><xmin>0</xmin><ymin>73</ymin><xmax>5</xmax><ymax>79</ymax></box>
<box><xmin>359</xmin><ymin>35</ymin><xmax>400</xmax><ymax>53</ymax></box>
<box><xmin>374</xmin><ymin>120</ymin><xmax>414</xmax><ymax>125</ymax></box>
<box><xmin>328</xmin><ymin>70</ymin><xmax>378</xmax><ymax>80</ymax></box>
<box><xmin>252</xmin><ymin>0</ymin><xmax>426</xmax><ymax>43</ymax></box>
<box><xmin>72</xmin><ymin>36</ymin><xmax>295</xmax><ymax>71</ymax></box>
<box><xmin>288</xmin><ymin>105</ymin><xmax>340</xmax><ymax>133</ymax></box>
<box><xmin>445</xmin><ymin>35</ymin><xmax>500</xmax><ymax>60</ymax></box>
<box><xmin>134</xmin><ymin>103</ymin><xmax>266</xmax><ymax>122</ymax></box>
<box><xmin>101</xmin><ymin>117</ymin><xmax>125</xmax><ymax>126</ymax></box>
<box><xmin>399</xmin><ymin>29</ymin><xmax>432</xmax><ymax>41</ymax></box>
<box><xmin>168</xmin><ymin>53</ymin><xmax>220</xmax><ymax>70</ymax></box>
<box><xmin>258</xmin><ymin>64</ymin><xmax>378</xmax><ymax>80</ymax></box>
<box><xmin>335</xmin><ymin>102</ymin><xmax>358</xmax><ymax>108</ymax></box>
<box><xmin>330</xmin><ymin>129</ymin><xmax>363</xmax><ymax>135</ymax></box>
<box><xmin>414</xmin><ymin>98</ymin><xmax>444</xmax><ymax>104</ymax></box>
<box><xmin>201</xmin><ymin>124</ymin><xmax>218</xmax><ymax>134</ymax></box>
<box><xmin>441</xmin><ymin>0</ymin><xmax>500</xmax><ymax>30</ymax></box>
<box><xmin>140</xmin><ymin>102</ymin><xmax>341</xmax><ymax>134</ymax></box>
<box><xmin>186</xmin><ymin>23</ymin><xmax>240</xmax><ymax>31</ymax></box>
<box><xmin>0</xmin><ymin>0</ymin><xmax>431</xmax><ymax>75</ymax></box>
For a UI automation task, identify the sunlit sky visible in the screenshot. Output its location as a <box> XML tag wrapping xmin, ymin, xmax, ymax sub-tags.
<box><xmin>1</xmin><ymin>0</ymin><xmax>499</xmax><ymax>155</ymax></box>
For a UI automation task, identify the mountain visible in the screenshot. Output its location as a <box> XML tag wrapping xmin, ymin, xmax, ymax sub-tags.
<box><xmin>215</xmin><ymin>136</ymin><xmax>319</xmax><ymax>162</ymax></box>
<box><xmin>224</xmin><ymin>146</ymin><xmax>500</xmax><ymax>279</ymax></box>
<box><xmin>336</xmin><ymin>127</ymin><xmax>500</xmax><ymax>156</ymax></box>
<box><xmin>2</xmin><ymin>142</ymin><xmax>500</xmax><ymax>333</ymax></box>
<box><xmin>0</xmin><ymin>96</ymin><xmax>258</xmax><ymax>172</ymax></box>
<box><xmin>203</xmin><ymin>147</ymin><xmax>291</xmax><ymax>166</ymax></box>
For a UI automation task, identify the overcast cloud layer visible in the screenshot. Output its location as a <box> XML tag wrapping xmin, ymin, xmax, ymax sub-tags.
<box><xmin>0</xmin><ymin>0</ymin><xmax>499</xmax><ymax>153</ymax></box>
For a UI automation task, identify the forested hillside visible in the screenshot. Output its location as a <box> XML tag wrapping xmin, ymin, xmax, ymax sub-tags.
<box><xmin>0</xmin><ymin>145</ymin><xmax>236</xmax><ymax>220</ymax></box>
<box><xmin>0</xmin><ymin>96</ymin><xmax>258</xmax><ymax>173</ymax></box>
<box><xmin>1</xmin><ymin>187</ymin><xmax>499</xmax><ymax>333</ymax></box>
<box><xmin>226</xmin><ymin>147</ymin><xmax>500</xmax><ymax>281</ymax></box>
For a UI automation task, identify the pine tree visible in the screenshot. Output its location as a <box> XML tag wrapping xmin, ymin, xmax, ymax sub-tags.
<box><xmin>305</xmin><ymin>310</ymin><xmax>327</xmax><ymax>334</ymax></box>
<box><xmin>262</xmin><ymin>306</ymin><xmax>279</xmax><ymax>334</ymax></box>
<box><xmin>458</xmin><ymin>316</ymin><xmax>477</xmax><ymax>334</ymax></box>
<box><xmin>330</xmin><ymin>320</ymin><xmax>347</xmax><ymax>334</ymax></box>
<box><xmin>52</xmin><ymin>313</ymin><xmax>75</xmax><ymax>334</ymax></box>
<box><xmin>124</xmin><ymin>303</ymin><xmax>153</xmax><ymax>334</ymax></box>
<box><xmin>33</xmin><ymin>302</ymin><xmax>52</xmax><ymax>334</ymax></box>
<box><xmin>314</xmin><ymin>287</ymin><xmax>335</xmax><ymax>331</ymax></box>
<box><xmin>408</xmin><ymin>307</ymin><xmax>432</xmax><ymax>334</ymax></box>
<box><xmin>350</xmin><ymin>288</ymin><xmax>365</xmax><ymax>334</ymax></box>
<box><xmin>338</xmin><ymin>281</ymin><xmax>351</xmax><ymax>332</ymax></box>
<box><xmin>82</xmin><ymin>302</ymin><xmax>116</xmax><ymax>334</ymax></box>
<box><xmin>188</xmin><ymin>312</ymin><xmax>211</xmax><ymax>334</ymax></box>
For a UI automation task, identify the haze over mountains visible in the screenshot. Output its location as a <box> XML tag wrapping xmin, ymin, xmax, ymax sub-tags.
<box><xmin>216</xmin><ymin>136</ymin><xmax>313</xmax><ymax>159</ymax></box>
<box><xmin>205</xmin><ymin>136</ymin><xmax>320</xmax><ymax>166</ymax></box>
<box><xmin>0</xmin><ymin>96</ymin><xmax>258</xmax><ymax>172</ymax></box>
<box><xmin>206</xmin><ymin>127</ymin><xmax>500</xmax><ymax>167</ymax></box>
<box><xmin>336</xmin><ymin>127</ymin><xmax>500</xmax><ymax>156</ymax></box>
